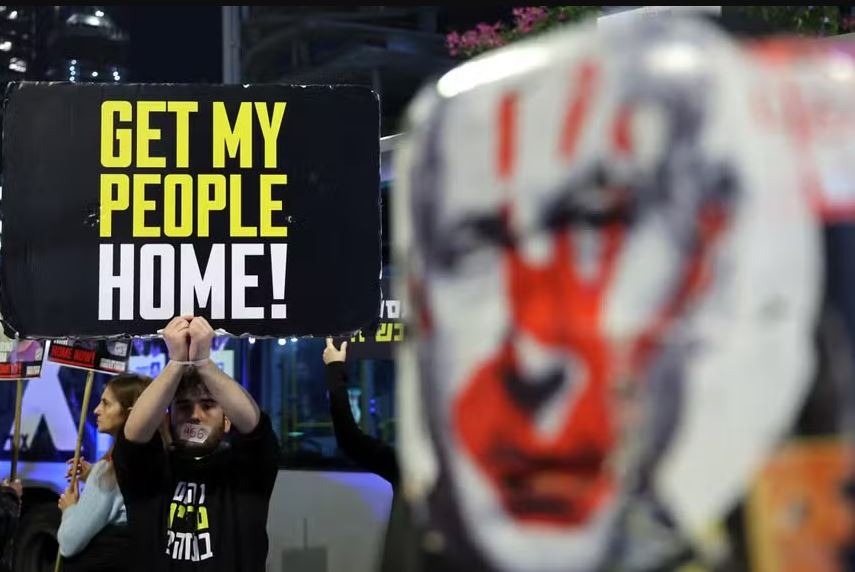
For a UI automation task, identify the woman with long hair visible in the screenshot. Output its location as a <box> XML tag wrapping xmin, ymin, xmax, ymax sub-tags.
<box><xmin>57</xmin><ymin>373</ymin><xmax>151</xmax><ymax>571</ymax></box>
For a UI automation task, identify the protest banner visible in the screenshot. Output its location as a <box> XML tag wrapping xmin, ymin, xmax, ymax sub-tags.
<box><xmin>0</xmin><ymin>332</ymin><xmax>45</xmax><ymax>479</ymax></box>
<box><xmin>344</xmin><ymin>298</ymin><xmax>404</xmax><ymax>360</ymax></box>
<box><xmin>47</xmin><ymin>339</ymin><xmax>129</xmax><ymax>375</ymax></box>
<box><xmin>1</xmin><ymin>83</ymin><xmax>381</xmax><ymax>337</ymax></box>
<box><xmin>0</xmin><ymin>334</ymin><xmax>44</xmax><ymax>380</ymax></box>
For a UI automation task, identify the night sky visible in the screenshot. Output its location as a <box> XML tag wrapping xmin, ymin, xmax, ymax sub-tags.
<box><xmin>109</xmin><ymin>6</ymin><xmax>222</xmax><ymax>84</ymax></box>
<box><xmin>104</xmin><ymin>6</ymin><xmax>522</xmax><ymax>85</ymax></box>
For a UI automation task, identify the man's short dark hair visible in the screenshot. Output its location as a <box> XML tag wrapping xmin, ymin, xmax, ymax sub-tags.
<box><xmin>174</xmin><ymin>367</ymin><xmax>207</xmax><ymax>401</ymax></box>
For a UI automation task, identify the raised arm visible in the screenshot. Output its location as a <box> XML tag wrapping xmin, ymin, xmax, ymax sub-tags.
<box><xmin>123</xmin><ymin>316</ymin><xmax>190</xmax><ymax>443</ymax></box>
<box><xmin>189</xmin><ymin>317</ymin><xmax>260</xmax><ymax>434</ymax></box>
<box><xmin>323</xmin><ymin>338</ymin><xmax>399</xmax><ymax>486</ymax></box>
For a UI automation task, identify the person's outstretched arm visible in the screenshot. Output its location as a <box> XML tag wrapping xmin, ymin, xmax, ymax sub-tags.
<box><xmin>324</xmin><ymin>338</ymin><xmax>399</xmax><ymax>486</ymax></box>
<box><xmin>189</xmin><ymin>317</ymin><xmax>260</xmax><ymax>434</ymax></box>
<box><xmin>124</xmin><ymin>316</ymin><xmax>190</xmax><ymax>443</ymax></box>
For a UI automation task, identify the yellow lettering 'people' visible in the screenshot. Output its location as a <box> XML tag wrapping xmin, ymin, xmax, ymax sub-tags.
<box><xmin>133</xmin><ymin>174</ymin><xmax>161</xmax><ymax>237</ymax></box>
<box><xmin>100</xmin><ymin>172</ymin><xmax>291</xmax><ymax>238</ymax></box>
<box><xmin>99</xmin><ymin>174</ymin><xmax>129</xmax><ymax>237</ymax></box>
<box><xmin>164</xmin><ymin>174</ymin><xmax>194</xmax><ymax>237</ymax></box>
<box><xmin>197</xmin><ymin>174</ymin><xmax>227</xmax><ymax>237</ymax></box>
<box><xmin>229</xmin><ymin>174</ymin><xmax>257</xmax><ymax>237</ymax></box>
<box><xmin>260</xmin><ymin>174</ymin><xmax>287</xmax><ymax>237</ymax></box>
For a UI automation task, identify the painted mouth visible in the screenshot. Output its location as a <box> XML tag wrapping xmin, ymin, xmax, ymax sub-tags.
<box><xmin>487</xmin><ymin>441</ymin><xmax>611</xmax><ymax>525</ymax></box>
<box><xmin>456</xmin><ymin>346</ymin><xmax>616</xmax><ymax>528</ymax></box>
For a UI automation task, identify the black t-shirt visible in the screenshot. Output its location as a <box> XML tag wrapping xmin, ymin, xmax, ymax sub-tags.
<box><xmin>114</xmin><ymin>413</ymin><xmax>279</xmax><ymax>572</ymax></box>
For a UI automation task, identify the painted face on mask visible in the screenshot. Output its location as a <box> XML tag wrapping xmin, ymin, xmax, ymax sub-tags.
<box><xmin>398</xmin><ymin>32</ymin><xmax>793</xmax><ymax>569</ymax></box>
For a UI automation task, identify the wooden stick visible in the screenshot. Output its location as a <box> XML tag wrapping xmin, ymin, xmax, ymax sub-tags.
<box><xmin>10</xmin><ymin>379</ymin><xmax>23</xmax><ymax>481</ymax></box>
<box><xmin>69</xmin><ymin>370</ymin><xmax>95</xmax><ymax>493</ymax></box>
<box><xmin>55</xmin><ymin>369</ymin><xmax>95</xmax><ymax>572</ymax></box>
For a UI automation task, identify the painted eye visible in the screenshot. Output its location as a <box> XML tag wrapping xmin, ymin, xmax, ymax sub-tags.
<box><xmin>436</xmin><ymin>214</ymin><xmax>511</xmax><ymax>270</ymax></box>
<box><xmin>543</xmin><ymin>176</ymin><xmax>634</xmax><ymax>231</ymax></box>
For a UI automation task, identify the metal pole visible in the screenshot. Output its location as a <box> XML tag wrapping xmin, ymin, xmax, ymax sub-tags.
<box><xmin>222</xmin><ymin>6</ymin><xmax>242</xmax><ymax>84</ymax></box>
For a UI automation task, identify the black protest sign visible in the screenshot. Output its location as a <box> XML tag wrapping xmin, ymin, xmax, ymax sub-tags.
<box><xmin>344</xmin><ymin>291</ymin><xmax>404</xmax><ymax>360</ymax></box>
<box><xmin>47</xmin><ymin>339</ymin><xmax>129</xmax><ymax>374</ymax></box>
<box><xmin>1</xmin><ymin>83</ymin><xmax>381</xmax><ymax>337</ymax></box>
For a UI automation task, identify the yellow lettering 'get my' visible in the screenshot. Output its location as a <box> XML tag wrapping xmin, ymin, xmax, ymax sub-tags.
<box><xmin>169</xmin><ymin>101</ymin><xmax>198</xmax><ymax>168</ymax></box>
<box><xmin>212</xmin><ymin>101</ymin><xmax>287</xmax><ymax>168</ymax></box>
<box><xmin>100</xmin><ymin>101</ymin><xmax>132</xmax><ymax>168</ymax></box>
<box><xmin>136</xmin><ymin>101</ymin><xmax>166</xmax><ymax>168</ymax></box>
<box><xmin>255</xmin><ymin>102</ymin><xmax>286</xmax><ymax>169</ymax></box>
<box><xmin>212</xmin><ymin>102</ymin><xmax>252</xmax><ymax>168</ymax></box>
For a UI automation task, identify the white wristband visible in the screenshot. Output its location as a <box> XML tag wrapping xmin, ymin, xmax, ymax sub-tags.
<box><xmin>169</xmin><ymin>358</ymin><xmax>210</xmax><ymax>367</ymax></box>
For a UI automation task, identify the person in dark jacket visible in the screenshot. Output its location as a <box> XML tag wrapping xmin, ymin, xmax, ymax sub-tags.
<box><xmin>0</xmin><ymin>478</ymin><xmax>21</xmax><ymax>572</ymax></box>
<box><xmin>323</xmin><ymin>337</ymin><xmax>399</xmax><ymax>488</ymax></box>
<box><xmin>324</xmin><ymin>339</ymin><xmax>447</xmax><ymax>572</ymax></box>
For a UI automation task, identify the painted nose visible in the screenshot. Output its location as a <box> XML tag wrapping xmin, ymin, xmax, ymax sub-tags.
<box><xmin>501</xmin><ymin>235</ymin><xmax>575</xmax><ymax>412</ymax></box>
<box><xmin>503</xmin><ymin>227</ymin><xmax>622</xmax><ymax>417</ymax></box>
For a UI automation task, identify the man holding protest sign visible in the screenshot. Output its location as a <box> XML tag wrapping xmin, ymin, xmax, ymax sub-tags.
<box><xmin>114</xmin><ymin>315</ymin><xmax>278</xmax><ymax>571</ymax></box>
